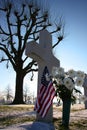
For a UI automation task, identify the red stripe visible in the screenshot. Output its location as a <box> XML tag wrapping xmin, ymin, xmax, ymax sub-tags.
<box><xmin>40</xmin><ymin>82</ymin><xmax>52</xmax><ymax>104</ymax></box>
<box><xmin>39</xmin><ymin>85</ymin><xmax>46</xmax><ymax>100</ymax></box>
<box><xmin>42</xmin><ymin>90</ymin><xmax>55</xmax><ymax>117</ymax></box>
<box><xmin>34</xmin><ymin>85</ymin><xmax>46</xmax><ymax>112</ymax></box>
<box><xmin>39</xmin><ymin>83</ymin><xmax>55</xmax><ymax>117</ymax></box>
<box><xmin>37</xmin><ymin>82</ymin><xmax>52</xmax><ymax>113</ymax></box>
<box><xmin>34</xmin><ymin>81</ymin><xmax>55</xmax><ymax>117</ymax></box>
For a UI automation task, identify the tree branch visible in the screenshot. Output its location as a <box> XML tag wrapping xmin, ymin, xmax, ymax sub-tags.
<box><xmin>6</xmin><ymin>5</ymin><xmax>17</xmax><ymax>54</ymax></box>
<box><xmin>23</xmin><ymin>60</ymin><xmax>36</xmax><ymax>74</ymax></box>
<box><xmin>26</xmin><ymin>68</ymin><xmax>38</xmax><ymax>75</ymax></box>
<box><xmin>0</xmin><ymin>25</ymin><xmax>9</xmax><ymax>35</ymax></box>
<box><xmin>0</xmin><ymin>46</ymin><xmax>16</xmax><ymax>69</ymax></box>
<box><xmin>52</xmin><ymin>36</ymin><xmax>63</xmax><ymax>48</ymax></box>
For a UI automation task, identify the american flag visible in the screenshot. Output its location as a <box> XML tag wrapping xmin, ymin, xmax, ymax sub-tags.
<box><xmin>34</xmin><ymin>66</ymin><xmax>55</xmax><ymax>118</ymax></box>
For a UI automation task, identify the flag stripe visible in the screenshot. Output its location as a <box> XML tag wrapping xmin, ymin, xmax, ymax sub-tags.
<box><xmin>34</xmin><ymin>66</ymin><xmax>55</xmax><ymax>118</ymax></box>
<box><xmin>39</xmin><ymin>84</ymin><xmax>46</xmax><ymax>100</ymax></box>
<box><xmin>37</xmin><ymin>82</ymin><xmax>52</xmax><ymax>114</ymax></box>
<box><xmin>42</xmin><ymin>90</ymin><xmax>55</xmax><ymax>117</ymax></box>
<box><xmin>34</xmin><ymin>85</ymin><xmax>46</xmax><ymax>112</ymax></box>
<box><xmin>39</xmin><ymin>82</ymin><xmax>55</xmax><ymax>117</ymax></box>
<box><xmin>39</xmin><ymin>82</ymin><xmax>53</xmax><ymax>113</ymax></box>
<box><xmin>35</xmin><ymin>85</ymin><xmax>46</xmax><ymax>112</ymax></box>
<box><xmin>40</xmin><ymin>82</ymin><xmax>52</xmax><ymax>104</ymax></box>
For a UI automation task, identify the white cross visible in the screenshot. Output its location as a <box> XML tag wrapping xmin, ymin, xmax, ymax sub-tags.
<box><xmin>25</xmin><ymin>29</ymin><xmax>60</xmax><ymax>122</ymax></box>
<box><xmin>83</xmin><ymin>74</ymin><xmax>87</xmax><ymax>109</ymax></box>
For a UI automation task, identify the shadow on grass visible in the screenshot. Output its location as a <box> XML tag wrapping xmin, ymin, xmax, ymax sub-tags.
<box><xmin>53</xmin><ymin>117</ymin><xmax>87</xmax><ymax>130</ymax></box>
<box><xmin>0</xmin><ymin>116</ymin><xmax>36</xmax><ymax>129</ymax></box>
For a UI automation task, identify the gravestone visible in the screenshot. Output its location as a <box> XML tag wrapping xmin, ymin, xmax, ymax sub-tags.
<box><xmin>25</xmin><ymin>29</ymin><xmax>60</xmax><ymax>122</ymax></box>
<box><xmin>83</xmin><ymin>74</ymin><xmax>87</xmax><ymax>109</ymax></box>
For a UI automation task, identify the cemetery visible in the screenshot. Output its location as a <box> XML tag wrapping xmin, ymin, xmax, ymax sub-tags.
<box><xmin>0</xmin><ymin>0</ymin><xmax>87</xmax><ymax>129</ymax></box>
<box><xmin>0</xmin><ymin>30</ymin><xmax>87</xmax><ymax>130</ymax></box>
<box><xmin>0</xmin><ymin>104</ymin><xmax>87</xmax><ymax>130</ymax></box>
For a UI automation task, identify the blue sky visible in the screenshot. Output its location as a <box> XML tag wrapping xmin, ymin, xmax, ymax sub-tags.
<box><xmin>0</xmin><ymin>0</ymin><xmax>87</xmax><ymax>95</ymax></box>
<box><xmin>52</xmin><ymin>0</ymin><xmax>87</xmax><ymax>72</ymax></box>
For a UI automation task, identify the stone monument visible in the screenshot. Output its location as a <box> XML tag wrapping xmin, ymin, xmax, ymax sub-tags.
<box><xmin>25</xmin><ymin>29</ymin><xmax>60</xmax><ymax>122</ymax></box>
<box><xmin>83</xmin><ymin>74</ymin><xmax>87</xmax><ymax>109</ymax></box>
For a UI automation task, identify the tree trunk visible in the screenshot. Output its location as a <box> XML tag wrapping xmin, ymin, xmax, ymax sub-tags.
<box><xmin>12</xmin><ymin>71</ymin><xmax>25</xmax><ymax>104</ymax></box>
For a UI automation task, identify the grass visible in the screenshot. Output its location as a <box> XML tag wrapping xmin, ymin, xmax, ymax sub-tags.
<box><xmin>0</xmin><ymin>116</ymin><xmax>35</xmax><ymax>128</ymax></box>
<box><xmin>0</xmin><ymin>104</ymin><xmax>34</xmax><ymax>112</ymax></box>
<box><xmin>0</xmin><ymin>104</ymin><xmax>35</xmax><ymax>128</ymax></box>
<box><xmin>1</xmin><ymin>116</ymin><xmax>87</xmax><ymax>130</ymax></box>
<box><xmin>0</xmin><ymin>104</ymin><xmax>87</xmax><ymax>130</ymax></box>
<box><xmin>53</xmin><ymin>117</ymin><xmax>87</xmax><ymax>130</ymax></box>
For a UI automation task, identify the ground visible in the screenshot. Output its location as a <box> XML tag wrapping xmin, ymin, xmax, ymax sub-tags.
<box><xmin>0</xmin><ymin>104</ymin><xmax>87</xmax><ymax>130</ymax></box>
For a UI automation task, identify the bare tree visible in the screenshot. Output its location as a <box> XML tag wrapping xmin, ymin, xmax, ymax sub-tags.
<box><xmin>23</xmin><ymin>87</ymin><xmax>28</xmax><ymax>103</ymax></box>
<box><xmin>5</xmin><ymin>85</ymin><xmax>13</xmax><ymax>103</ymax></box>
<box><xmin>0</xmin><ymin>0</ymin><xmax>64</xmax><ymax>104</ymax></box>
<box><xmin>23</xmin><ymin>86</ymin><xmax>30</xmax><ymax>103</ymax></box>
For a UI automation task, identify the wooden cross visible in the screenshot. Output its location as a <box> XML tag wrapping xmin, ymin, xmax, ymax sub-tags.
<box><xmin>25</xmin><ymin>29</ymin><xmax>60</xmax><ymax>122</ymax></box>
